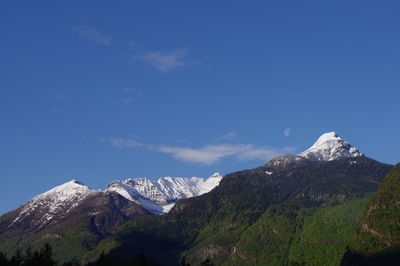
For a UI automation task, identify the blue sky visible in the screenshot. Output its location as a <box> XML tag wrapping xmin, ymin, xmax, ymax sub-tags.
<box><xmin>1</xmin><ymin>1</ymin><xmax>400</xmax><ymax>214</ymax></box>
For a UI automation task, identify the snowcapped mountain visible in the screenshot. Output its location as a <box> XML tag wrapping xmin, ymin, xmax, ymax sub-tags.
<box><xmin>9</xmin><ymin>180</ymin><xmax>97</xmax><ymax>230</ymax></box>
<box><xmin>3</xmin><ymin>132</ymin><xmax>364</xmax><ymax>229</ymax></box>
<box><xmin>0</xmin><ymin>131</ymin><xmax>389</xmax><ymax>264</ymax></box>
<box><xmin>0</xmin><ymin>180</ymin><xmax>149</xmax><ymax>259</ymax></box>
<box><xmin>0</xmin><ymin>173</ymin><xmax>221</xmax><ymax>260</ymax></box>
<box><xmin>4</xmin><ymin>179</ymin><xmax>152</xmax><ymax>236</ymax></box>
<box><xmin>106</xmin><ymin>172</ymin><xmax>223</xmax><ymax>214</ymax></box>
<box><xmin>298</xmin><ymin>132</ymin><xmax>364</xmax><ymax>162</ymax></box>
<box><xmin>3</xmin><ymin>172</ymin><xmax>222</xmax><ymax>234</ymax></box>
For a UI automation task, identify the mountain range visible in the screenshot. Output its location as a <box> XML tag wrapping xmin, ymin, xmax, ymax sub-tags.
<box><xmin>0</xmin><ymin>132</ymin><xmax>396</xmax><ymax>265</ymax></box>
<box><xmin>106</xmin><ymin>172</ymin><xmax>222</xmax><ymax>214</ymax></box>
<box><xmin>0</xmin><ymin>171</ymin><xmax>222</xmax><ymax>263</ymax></box>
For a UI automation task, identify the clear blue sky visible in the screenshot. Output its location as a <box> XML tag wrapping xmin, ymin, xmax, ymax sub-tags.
<box><xmin>1</xmin><ymin>1</ymin><xmax>400</xmax><ymax>214</ymax></box>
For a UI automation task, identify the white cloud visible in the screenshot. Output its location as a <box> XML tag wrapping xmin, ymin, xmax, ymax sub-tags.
<box><xmin>99</xmin><ymin>137</ymin><xmax>295</xmax><ymax>164</ymax></box>
<box><xmin>284</xmin><ymin>128</ymin><xmax>291</xmax><ymax>137</ymax></box>
<box><xmin>98</xmin><ymin>138</ymin><xmax>143</xmax><ymax>148</ymax></box>
<box><xmin>134</xmin><ymin>49</ymin><xmax>188</xmax><ymax>72</ymax></box>
<box><xmin>158</xmin><ymin>144</ymin><xmax>242</xmax><ymax>164</ymax></box>
<box><xmin>157</xmin><ymin>143</ymin><xmax>293</xmax><ymax>164</ymax></box>
<box><xmin>75</xmin><ymin>25</ymin><xmax>112</xmax><ymax>46</ymax></box>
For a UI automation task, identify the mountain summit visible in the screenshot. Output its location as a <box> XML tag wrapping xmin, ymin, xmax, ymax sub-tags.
<box><xmin>298</xmin><ymin>132</ymin><xmax>364</xmax><ymax>161</ymax></box>
<box><xmin>106</xmin><ymin>173</ymin><xmax>223</xmax><ymax>214</ymax></box>
<box><xmin>9</xmin><ymin>179</ymin><xmax>94</xmax><ymax>230</ymax></box>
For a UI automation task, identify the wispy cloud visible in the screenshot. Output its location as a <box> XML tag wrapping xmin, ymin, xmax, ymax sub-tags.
<box><xmin>99</xmin><ymin>137</ymin><xmax>294</xmax><ymax>165</ymax></box>
<box><xmin>157</xmin><ymin>143</ymin><xmax>294</xmax><ymax>164</ymax></box>
<box><xmin>122</xmin><ymin>98</ymin><xmax>133</xmax><ymax>104</ymax></box>
<box><xmin>218</xmin><ymin>131</ymin><xmax>238</xmax><ymax>141</ymax></box>
<box><xmin>98</xmin><ymin>138</ymin><xmax>143</xmax><ymax>148</ymax></box>
<box><xmin>134</xmin><ymin>49</ymin><xmax>189</xmax><ymax>72</ymax></box>
<box><xmin>289</xmin><ymin>90</ymin><xmax>303</xmax><ymax>97</ymax></box>
<box><xmin>118</xmin><ymin>88</ymin><xmax>143</xmax><ymax>105</ymax></box>
<box><xmin>75</xmin><ymin>25</ymin><xmax>112</xmax><ymax>46</ymax></box>
<box><xmin>284</xmin><ymin>128</ymin><xmax>291</xmax><ymax>137</ymax></box>
<box><xmin>122</xmin><ymin>88</ymin><xmax>135</xmax><ymax>93</ymax></box>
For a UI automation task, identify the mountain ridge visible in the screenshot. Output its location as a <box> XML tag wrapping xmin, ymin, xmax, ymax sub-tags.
<box><xmin>0</xmin><ymin>131</ymin><xmax>391</xmax><ymax>265</ymax></box>
<box><xmin>87</xmin><ymin>156</ymin><xmax>391</xmax><ymax>265</ymax></box>
<box><xmin>106</xmin><ymin>172</ymin><xmax>223</xmax><ymax>214</ymax></box>
<box><xmin>1</xmin><ymin>131</ymin><xmax>362</xmax><ymax>219</ymax></box>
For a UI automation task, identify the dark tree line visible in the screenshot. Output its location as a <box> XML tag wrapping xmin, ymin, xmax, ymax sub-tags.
<box><xmin>0</xmin><ymin>244</ymin><xmax>78</xmax><ymax>266</ymax></box>
<box><xmin>0</xmin><ymin>245</ymin><xmax>162</xmax><ymax>266</ymax></box>
<box><xmin>0</xmin><ymin>244</ymin><xmax>208</xmax><ymax>266</ymax></box>
<box><xmin>88</xmin><ymin>251</ymin><xmax>161</xmax><ymax>266</ymax></box>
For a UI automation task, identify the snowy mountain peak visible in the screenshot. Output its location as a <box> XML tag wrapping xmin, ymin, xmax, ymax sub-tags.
<box><xmin>10</xmin><ymin>180</ymin><xmax>94</xmax><ymax>228</ymax></box>
<box><xmin>37</xmin><ymin>179</ymin><xmax>91</xmax><ymax>198</ymax></box>
<box><xmin>209</xmin><ymin>172</ymin><xmax>222</xmax><ymax>179</ymax></box>
<box><xmin>69</xmin><ymin>179</ymin><xmax>86</xmax><ymax>186</ymax></box>
<box><xmin>106</xmin><ymin>173</ymin><xmax>223</xmax><ymax>214</ymax></box>
<box><xmin>314</xmin><ymin>131</ymin><xmax>339</xmax><ymax>144</ymax></box>
<box><xmin>298</xmin><ymin>132</ymin><xmax>364</xmax><ymax>162</ymax></box>
<box><xmin>6</xmin><ymin>171</ymin><xmax>222</xmax><ymax>229</ymax></box>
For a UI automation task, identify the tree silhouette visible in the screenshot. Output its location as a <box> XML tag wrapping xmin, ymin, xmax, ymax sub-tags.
<box><xmin>0</xmin><ymin>252</ymin><xmax>9</xmax><ymax>265</ymax></box>
<box><xmin>10</xmin><ymin>249</ymin><xmax>23</xmax><ymax>266</ymax></box>
<box><xmin>0</xmin><ymin>244</ymin><xmax>62</xmax><ymax>266</ymax></box>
